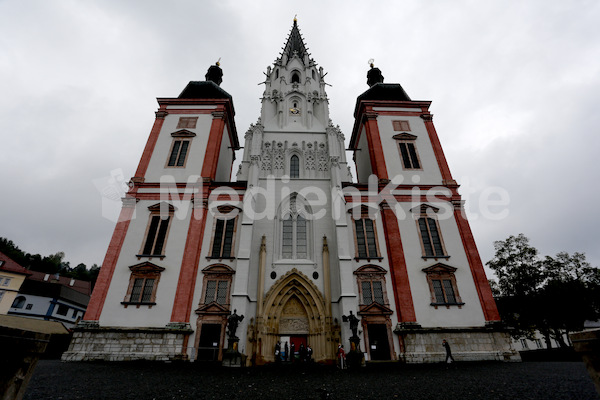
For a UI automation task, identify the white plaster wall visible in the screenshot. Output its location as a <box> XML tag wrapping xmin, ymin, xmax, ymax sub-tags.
<box><xmin>99</xmin><ymin>199</ymin><xmax>192</xmax><ymax>327</ymax></box>
<box><xmin>395</xmin><ymin>201</ymin><xmax>486</xmax><ymax>328</ymax></box>
<box><xmin>144</xmin><ymin>113</ymin><xmax>213</xmax><ymax>182</ymax></box>
<box><xmin>214</xmin><ymin>126</ymin><xmax>232</xmax><ymax>181</ymax></box>
<box><xmin>376</xmin><ymin>114</ymin><xmax>443</xmax><ymax>185</ymax></box>
<box><xmin>355</xmin><ymin>126</ymin><xmax>372</xmax><ymax>183</ymax></box>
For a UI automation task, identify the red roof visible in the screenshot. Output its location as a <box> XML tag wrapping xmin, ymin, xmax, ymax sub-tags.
<box><xmin>0</xmin><ymin>251</ymin><xmax>31</xmax><ymax>276</ymax></box>
<box><xmin>27</xmin><ymin>271</ymin><xmax>92</xmax><ymax>295</ymax></box>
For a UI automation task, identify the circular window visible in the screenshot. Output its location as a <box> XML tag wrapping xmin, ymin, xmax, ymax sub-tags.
<box><xmin>312</xmin><ymin>271</ymin><xmax>319</xmax><ymax>280</ymax></box>
<box><xmin>271</xmin><ymin>271</ymin><xmax>277</xmax><ymax>280</ymax></box>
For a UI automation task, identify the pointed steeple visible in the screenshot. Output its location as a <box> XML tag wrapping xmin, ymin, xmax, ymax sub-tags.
<box><xmin>282</xmin><ymin>17</ymin><xmax>308</xmax><ymax>64</ymax></box>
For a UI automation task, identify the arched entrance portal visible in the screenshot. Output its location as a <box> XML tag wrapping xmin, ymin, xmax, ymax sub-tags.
<box><xmin>250</xmin><ymin>269</ymin><xmax>338</xmax><ymax>363</ymax></box>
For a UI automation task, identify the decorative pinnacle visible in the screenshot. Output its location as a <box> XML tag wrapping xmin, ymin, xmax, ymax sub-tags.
<box><xmin>216</xmin><ymin>57</ymin><xmax>221</xmax><ymax>66</ymax></box>
<box><xmin>368</xmin><ymin>58</ymin><xmax>375</xmax><ymax>68</ymax></box>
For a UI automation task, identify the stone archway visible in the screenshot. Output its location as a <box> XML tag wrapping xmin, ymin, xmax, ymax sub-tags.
<box><xmin>251</xmin><ymin>268</ymin><xmax>338</xmax><ymax>363</ymax></box>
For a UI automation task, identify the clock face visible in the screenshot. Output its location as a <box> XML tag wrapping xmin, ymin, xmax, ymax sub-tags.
<box><xmin>289</xmin><ymin>107</ymin><xmax>300</xmax><ymax>115</ymax></box>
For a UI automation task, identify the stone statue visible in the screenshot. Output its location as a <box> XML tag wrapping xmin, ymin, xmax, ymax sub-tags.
<box><xmin>343</xmin><ymin>310</ymin><xmax>360</xmax><ymax>338</ymax></box>
<box><xmin>227</xmin><ymin>309</ymin><xmax>244</xmax><ymax>339</ymax></box>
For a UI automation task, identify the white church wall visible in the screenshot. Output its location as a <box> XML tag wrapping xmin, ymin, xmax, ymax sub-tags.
<box><xmin>214</xmin><ymin>125</ymin><xmax>232</xmax><ymax>182</ymax></box>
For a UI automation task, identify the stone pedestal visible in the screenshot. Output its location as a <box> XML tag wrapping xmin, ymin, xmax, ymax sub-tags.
<box><xmin>222</xmin><ymin>337</ymin><xmax>243</xmax><ymax>367</ymax></box>
<box><xmin>346</xmin><ymin>335</ymin><xmax>364</xmax><ymax>369</ymax></box>
<box><xmin>570</xmin><ymin>329</ymin><xmax>600</xmax><ymax>395</ymax></box>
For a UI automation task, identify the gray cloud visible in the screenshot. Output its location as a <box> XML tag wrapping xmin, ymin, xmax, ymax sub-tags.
<box><xmin>1</xmin><ymin>0</ymin><xmax>599</xmax><ymax>273</ymax></box>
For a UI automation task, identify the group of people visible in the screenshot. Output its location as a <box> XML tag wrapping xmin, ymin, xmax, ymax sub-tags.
<box><xmin>275</xmin><ymin>341</ymin><xmax>313</xmax><ymax>363</ymax></box>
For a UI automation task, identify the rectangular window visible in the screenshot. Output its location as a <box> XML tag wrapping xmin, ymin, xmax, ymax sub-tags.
<box><xmin>142</xmin><ymin>215</ymin><xmax>171</xmax><ymax>256</ymax></box>
<box><xmin>392</xmin><ymin>120</ymin><xmax>411</xmax><ymax>131</ymax></box>
<box><xmin>129</xmin><ymin>278</ymin><xmax>155</xmax><ymax>303</ymax></box>
<box><xmin>204</xmin><ymin>279</ymin><xmax>229</xmax><ymax>305</ymax></box>
<box><xmin>177</xmin><ymin>117</ymin><xmax>198</xmax><ymax>129</ymax></box>
<box><xmin>355</xmin><ymin>218</ymin><xmax>378</xmax><ymax>258</ymax></box>
<box><xmin>56</xmin><ymin>304</ymin><xmax>69</xmax><ymax>316</ymax></box>
<box><xmin>1</xmin><ymin>278</ymin><xmax>10</xmax><ymax>287</ymax></box>
<box><xmin>26</xmin><ymin>303</ymin><xmax>33</xmax><ymax>310</ymax></box>
<box><xmin>534</xmin><ymin>339</ymin><xmax>543</xmax><ymax>349</ymax></box>
<box><xmin>0</xmin><ymin>290</ymin><xmax>4</xmax><ymax>302</ymax></box>
<box><xmin>296</xmin><ymin>216</ymin><xmax>307</xmax><ymax>258</ymax></box>
<box><xmin>167</xmin><ymin>140</ymin><xmax>190</xmax><ymax>167</ymax></box>
<box><xmin>398</xmin><ymin>142</ymin><xmax>421</xmax><ymax>169</ymax></box>
<box><xmin>520</xmin><ymin>339</ymin><xmax>529</xmax><ymax>349</ymax></box>
<box><xmin>431</xmin><ymin>279</ymin><xmax>457</xmax><ymax>304</ymax></box>
<box><xmin>211</xmin><ymin>219</ymin><xmax>236</xmax><ymax>258</ymax></box>
<box><xmin>418</xmin><ymin>217</ymin><xmax>445</xmax><ymax>257</ymax></box>
<box><xmin>361</xmin><ymin>280</ymin><xmax>385</xmax><ymax>305</ymax></box>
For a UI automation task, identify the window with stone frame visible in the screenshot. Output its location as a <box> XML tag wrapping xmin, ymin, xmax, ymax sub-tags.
<box><xmin>392</xmin><ymin>120</ymin><xmax>411</xmax><ymax>132</ymax></box>
<box><xmin>176</xmin><ymin>117</ymin><xmax>198</xmax><ymax>129</ymax></box>
<box><xmin>422</xmin><ymin>263</ymin><xmax>464</xmax><ymax>308</ymax></box>
<box><xmin>412</xmin><ymin>204</ymin><xmax>448</xmax><ymax>259</ymax></box>
<box><xmin>280</xmin><ymin>194</ymin><xmax>310</xmax><ymax>260</ymax></box>
<box><xmin>200</xmin><ymin>265</ymin><xmax>234</xmax><ymax>307</ymax></box>
<box><xmin>393</xmin><ymin>133</ymin><xmax>421</xmax><ymax>170</ymax></box>
<box><xmin>354</xmin><ymin>265</ymin><xmax>389</xmax><ymax>306</ymax></box>
<box><xmin>290</xmin><ymin>155</ymin><xmax>300</xmax><ymax>178</ymax></box>
<box><xmin>138</xmin><ymin>203</ymin><xmax>174</xmax><ymax>259</ymax></box>
<box><xmin>122</xmin><ymin>262</ymin><xmax>165</xmax><ymax>308</ymax></box>
<box><xmin>208</xmin><ymin>206</ymin><xmax>240</xmax><ymax>260</ymax></box>
<box><xmin>166</xmin><ymin>129</ymin><xmax>196</xmax><ymax>167</ymax></box>
<box><xmin>351</xmin><ymin>207</ymin><xmax>381</xmax><ymax>260</ymax></box>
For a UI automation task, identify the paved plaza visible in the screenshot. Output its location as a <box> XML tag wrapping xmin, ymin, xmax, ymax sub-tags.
<box><xmin>24</xmin><ymin>360</ymin><xmax>598</xmax><ymax>400</ymax></box>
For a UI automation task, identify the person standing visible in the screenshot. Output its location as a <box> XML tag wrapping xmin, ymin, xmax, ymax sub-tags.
<box><xmin>336</xmin><ymin>344</ymin><xmax>346</xmax><ymax>369</ymax></box>
<box><xmin>275</xmin><ymin>341</ymin><xmax>281</xmax><ymax>363</ymax></box>
<box><xmin>284</xmin><ymin>341</ymin><xmax>289</xmax><ymax>362</ymax></box>
<box><xmin>290</xmin><ymin>342</ymin><xmax>296</xmax><ymax>363</ymax></box>
<box><xmin>442</xmin><ymin>339</ymin><xmax>455</xmax><ymax>363</ymax></box>
<box><xmin>306</xmin><ymin>344</ymin><xmax>313</xmax><ymax>363</ymax></box>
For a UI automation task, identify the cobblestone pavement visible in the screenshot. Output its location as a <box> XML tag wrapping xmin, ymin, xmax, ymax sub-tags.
<box><xmin>24</xmin><ymin>360</ymin><xmax>598</xmax><ymax>400</ymax></box>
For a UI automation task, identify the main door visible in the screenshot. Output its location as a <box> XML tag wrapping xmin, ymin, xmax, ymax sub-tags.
<box><xmin>197</xmin><ymin>324</ymin><xmax>222</xmax><ymax>361</ymax></box>
<box><xmin>367</xmin><ymin>324</ymin><xmax>391</xmax><ymax>361</ymax></box>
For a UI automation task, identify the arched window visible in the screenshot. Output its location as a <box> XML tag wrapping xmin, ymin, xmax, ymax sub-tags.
<box><xmin>12</xmin><ymin>295</ymin><xmax>26</xmax><ymax>309</ymax></box>
<box><xmin>290</xmin><ymin>155</ymin><xmax>300</xmax><ymax>178</ymax></box>
<box><xmin>280</xmin><ymin>194</ymin><xmax>310</xmax><ymax>260</ymax></box>
<box><xmin>291</xmin><ymin>72</ymin><xmax>300</xmax><ymax>83</ymax></box>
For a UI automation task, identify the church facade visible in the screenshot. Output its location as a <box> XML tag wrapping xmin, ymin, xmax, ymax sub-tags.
<box><xmin>63</xmin><ymin>20</ymin><xmax>519</xmax><ymax>364</ymax></box>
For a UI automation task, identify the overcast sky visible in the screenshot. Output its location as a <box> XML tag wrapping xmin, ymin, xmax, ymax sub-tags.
<box><xmin>1</xmin><ymin>0</ymin><xmax>599</xmax><ymax>275</ymax></box>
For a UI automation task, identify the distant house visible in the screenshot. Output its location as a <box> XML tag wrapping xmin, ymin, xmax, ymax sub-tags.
<box><xmin>0</xmin><ymin>251</ymin><xmax>31</xmax><ymax>314</ymax></box>
<box><xmin>8</xmin><ymin>272</ymin><xmax>91</xmax><ymax>329</ymax></box>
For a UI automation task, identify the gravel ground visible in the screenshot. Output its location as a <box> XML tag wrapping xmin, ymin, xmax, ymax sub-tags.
<box><xmin>24</xmin><ymin>360</ymin><xmax>598</xmax><ymax>400</ymax></box>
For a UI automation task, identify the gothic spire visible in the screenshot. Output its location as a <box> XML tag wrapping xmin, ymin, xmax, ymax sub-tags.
<box><xmin>282</xmin><ymin>17</ymin><xmax>308</xmax><ymax>64</ymax></box>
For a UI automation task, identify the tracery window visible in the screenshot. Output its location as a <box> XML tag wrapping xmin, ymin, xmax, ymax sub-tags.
<box><xmin>280</xmin><ymin>194</ymin><xmax>310</xmax><ymax>260</ymax></box>
<box><xmin>290</xmin><ymin>155</ymin><xmax>300</xmax><ymax>178</ymax></box>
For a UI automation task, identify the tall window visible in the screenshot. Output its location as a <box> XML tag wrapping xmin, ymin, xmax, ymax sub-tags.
<box><xmin>199</xmin><ymin>265</ymin><xmax>234</xmax><ymax>307</ymax></box>
<box><xmin>422</xmin><ymin>263</ymin><xmax>463</xmax><ymax>308</ymax></box>
<box><xmin>139</xmin><ymin>204</ymin><xmax>173</xmax><ymax>258</ymax></box>
<box><xmin>413</xmin><ymin>204</ymin><xmax>447</xmax><ymax>259</ymax></box>
<box><xmin>122</xmin><ymin>262</ymin><xmax>164</xmax><ymax>307</ymax></box>
<box><xmin>393</xmin><ymin>133</ymin><xmax>421</xmax><ymax>170</ymax></box>
<box><xmin>167</xmin><ymin>140</ymin><xmax>190</xmax><ymax>167</ymax></box>
<box><xmin>209</xmin><ymin>206</ymin><xmax>239</xmax><ymax>259</ymax></box>
<box><xmin>290</xmin><ymin>155</ymin><xmax>300</xmax><ymax>178</ymax></box>
<box><xmin>353</xmin><ymin>216</ymin><xmax>379</xmax><ymax>259</ymax></box>
<box><xmin>354</xmin><ymin>265</ymin><xmax>389</xmax><ymax>307</ymax></box>
<box><xmin>166</xmin><ymin>130</ymin><xmax>196</xmax><ymax>167</ymax></box>
<box><xmin>280</xmin><ymin>194</ymin><xmax>310</xmax><ymax>260</ymax></box>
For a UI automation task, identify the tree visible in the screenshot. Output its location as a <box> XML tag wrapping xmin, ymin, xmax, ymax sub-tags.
<box><xmin>488</xmin><ymin>234</ymin><xmax>600</xmax><ymax>348</ymax></box>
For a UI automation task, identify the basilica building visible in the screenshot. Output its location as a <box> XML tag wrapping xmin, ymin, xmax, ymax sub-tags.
<box><xmin>63</xmin><ymin>19</ymin><xmax>519</xmax><ymax>364</ymax></box>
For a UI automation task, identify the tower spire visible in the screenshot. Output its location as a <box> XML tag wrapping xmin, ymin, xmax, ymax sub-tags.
<box><xmin>282</xmin><ymin>17</ymin><xmax>308</xmax><ymax>64</ymax></box>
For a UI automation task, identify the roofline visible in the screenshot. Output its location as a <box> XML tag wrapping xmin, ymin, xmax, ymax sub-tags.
<box><xmin>349</xmin><ymin>99</ymin><xmax>432</xmax><ymax>149</ymax></box>
<box><xmin>156</xmin><ymin>97</ymin><xmax>239</xmax><ymax>150</ymax></box>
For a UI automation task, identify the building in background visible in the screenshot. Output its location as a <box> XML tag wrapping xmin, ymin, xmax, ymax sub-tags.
<box><xmin>0</xmin><ymin>251</ymin><xmax>31</xmax><ymax>314</ymax></box>
<box><xmin>64</xmin><ymin>19</ymin><xmax>518</xmax><ymax>363</ymax></box>
<box><xmin>9</xmin><ymin>272</ymin><xmax>91</xmax><ymax>329</ymax></box>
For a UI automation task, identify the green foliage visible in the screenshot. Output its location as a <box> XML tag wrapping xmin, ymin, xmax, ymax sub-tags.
<box><xmin>0</xmin><ymin>236</ymin><xmax>100</xmax><ymax>285</ymax></box>
<box><xmin>488</xmin><ymin>234</ymin><xmax>600</xmax><ymax>346</ymax></box>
